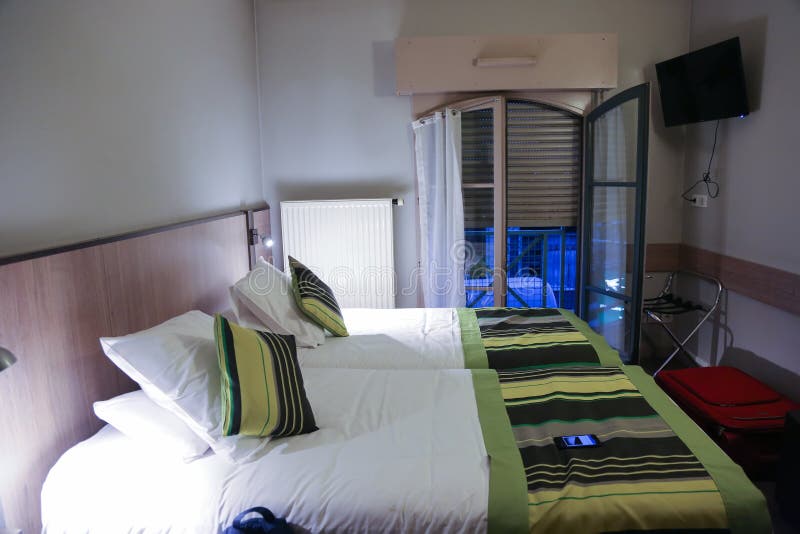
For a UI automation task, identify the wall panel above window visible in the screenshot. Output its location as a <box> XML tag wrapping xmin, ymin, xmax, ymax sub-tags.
<box><xmin>395</xmin><ymin>33</ymin><xmax>617</xmax><ymax>95</ymax></box>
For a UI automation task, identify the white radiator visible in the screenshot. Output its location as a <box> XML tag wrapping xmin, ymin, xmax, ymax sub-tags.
<box><xmin>280</xmin><ymin>199</ymin><xmax>396</xmax><ymax>308</ymax></box>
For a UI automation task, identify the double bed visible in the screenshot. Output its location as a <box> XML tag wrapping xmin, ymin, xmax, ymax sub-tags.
<box><xmin>42</xmin><ymin>305</ymin><xmax>770</xmax><ymax>533</ymax></box>
<box><xmin>0</xmin><ymin>208</ymin><xmax>768</xmax><ymax>533</ymax></box>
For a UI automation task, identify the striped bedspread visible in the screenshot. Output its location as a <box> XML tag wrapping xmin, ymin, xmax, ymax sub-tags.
<box><xmin>474</xmin><ymin>307</ymin><xmax>601</xmax><ymax>370</ymax></box>
<box><xmin>461</xmin><ymin>308</ymin><xmax>760</xmax><ymax>533</ymax></box>
<box><xmin>501</xmin><ymin>366</ymin><xmax>729</xmax><ymax>533</ymax></box>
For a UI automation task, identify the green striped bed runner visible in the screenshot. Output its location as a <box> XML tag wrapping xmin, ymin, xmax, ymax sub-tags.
<box><xmin>461</xmin><ymin>307</ymin><xmax>770</xmax><ymax>534</ymax></box>
<box><xmin>458</xmin><ymin>307</ymin><xmax>622</xmax><ymax>370</ymax></box>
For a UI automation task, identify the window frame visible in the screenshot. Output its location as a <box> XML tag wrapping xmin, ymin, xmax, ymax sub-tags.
<box><xmin>419</xmin><ymin>91</ymin><xmax>592</xmax><ymax>309</ymax></box>
<box><xmin>452</xmin><ymin>96</ymin><xmax>507</xmax><ymax>305</ymax></box>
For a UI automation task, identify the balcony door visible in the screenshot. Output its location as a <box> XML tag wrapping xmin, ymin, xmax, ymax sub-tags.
<box><xmin>460</xmin><ymin>97</ymin><xmax>506</xmax><ymax>307</ymax></box>
<box><xmin>580</xmin><ymin>83</ymin><xmax>649</xmax><ymax>363</ymax></box>
<box><xmin>460</xmin><ymin>97</ymin><xmax>582</xmax><ymax>310</ymax></box>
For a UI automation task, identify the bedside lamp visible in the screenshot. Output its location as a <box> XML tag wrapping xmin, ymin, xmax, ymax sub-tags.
<box><xmin>248</xmin><ymin>230</ymin><xmax>274</xmax><ymax>248</ymax></box>
<box><xmin>0</xmin><ymin>346</ymin><xmax>17</xmax><ymax>373</ymax></box>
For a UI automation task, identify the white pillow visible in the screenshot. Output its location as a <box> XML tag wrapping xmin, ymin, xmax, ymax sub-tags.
<box><xmin>100</xmin><ymin>311</ymin><xmax>270</xmax><ymax>463</ymax></box>
<box><xmin>227</xmin><ymin>289</ymin><xmax>273</xmax><ymax>331</ymax></box>
<box><xmin>231</xmin><ymin>257</ymin><xmax>325</xmax><ymax>347</ymax></box>
<box><xmin>93</xmin><ymin>390</ymin><xmax>209</xmax><ymax>462</ymax></box>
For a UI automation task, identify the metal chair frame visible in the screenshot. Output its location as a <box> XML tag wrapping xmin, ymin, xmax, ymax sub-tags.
<box><xmin>644</xmin><ymin>270</ymin><xmax>723</xmax><ymax>377</ymax></box>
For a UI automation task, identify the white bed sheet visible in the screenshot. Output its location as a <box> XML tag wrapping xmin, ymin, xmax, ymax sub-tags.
<box><xmin>42</xmin><ymin>368</ymin><xmax>488</xmax><ymax>533</ymax></box>
<box><xmin>299</xmin><ymin>308</ymin><xmax>465</xmax><ymax>369</ymax></box>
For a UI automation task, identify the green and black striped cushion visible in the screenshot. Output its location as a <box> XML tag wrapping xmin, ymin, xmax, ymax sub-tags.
<box><xmin>288</xmin><ymin>256</ymin><xmax>349</xmax><ymax>337</ymax></box>
<box><xmin>214</xmin><ymin>314</ymin><xmax>318</xmax><ymax>438</ymax></box>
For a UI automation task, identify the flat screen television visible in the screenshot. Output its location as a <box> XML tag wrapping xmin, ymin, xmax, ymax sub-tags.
<box><xmin>656</xmin><ymin>37</ymin><xmax>749</xmax><ymax>127</ymax></box>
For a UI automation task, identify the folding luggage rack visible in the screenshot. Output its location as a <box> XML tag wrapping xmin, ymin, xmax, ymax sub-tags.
<box><xmin>644</xmin><ymin>270</ymin><xmax>723</xmax><ymax>377</ymax></box>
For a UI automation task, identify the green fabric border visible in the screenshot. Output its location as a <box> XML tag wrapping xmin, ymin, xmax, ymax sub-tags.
<box><xmin>623</xmin><ymin>365</ymin><xmax>772</xmax><ymax>534</ymax></box>
<box><xmin>471</xmin><ymin>369</ymin><xmax>529</xmax><ymax>534</ymax></box>
<box><xmin>458</xmin><ymin>308</ymin><xmax>488</xmax><ymax>369</ymax></box>
<box><xmin>559</xmin><ymin>308</ymin><xmax>624</xmax><ymax>367</ymax></box>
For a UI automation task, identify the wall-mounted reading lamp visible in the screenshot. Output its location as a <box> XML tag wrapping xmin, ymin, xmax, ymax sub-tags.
<box><xmin>248</xmin><ymin>230</ymin><xmax>273</xmax><ymax>248</ymax></box>
<box><xmin>246</xmin><ymin>207</ymin><xmax>274</xmax><ymax>269</ymax></box>
<box><xmin>0</xmin><ymin>346</ymin><xmax>17</xmax><ymax>373</ymax></box>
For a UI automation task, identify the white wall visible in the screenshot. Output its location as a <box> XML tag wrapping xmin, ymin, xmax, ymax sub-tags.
<box><xmin>256</xmin><ymin>0</ymin><xmax>416</xmax><ymax>304</ymax></box>
<box><xmin>681</xmin><ymin>0</ymin><xmax>800</xmax><ymax>398</ymax></box>
<box><xmin>0</xmin><ymin>0</ymin><xmax>263</xmax><ymax>257</ymax></box>
<box><xmin>255</xmin><ymin>0</ymin><xmax>692</xmax><ymax>307</ymax></box>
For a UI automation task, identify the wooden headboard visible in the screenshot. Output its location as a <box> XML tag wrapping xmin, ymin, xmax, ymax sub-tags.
<box><xmin>0</xmin><ymin>205</ymin><xmax>269</xmax><ymax>532</ymax></box>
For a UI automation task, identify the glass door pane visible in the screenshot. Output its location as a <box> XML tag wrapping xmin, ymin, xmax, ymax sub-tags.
<box><xmin>461</xmin><ymin>102</ymin><xmax>501</xmax><ymax>307</ymax></box>
<box><xmin>588</xmin><ymin>186</ymin><xmax>636</xmax><ymax>295</ymax></box>
<box><xmin>464</xmin><ymin>187</ymin><xmax>494</xmax><ymax>307</ymax></box>
<box><xmin>591</xmin><ymin>98</ymin><xmax>641</xmax><ymax>183</ymax></box>
<box><xmin>581</xmin><ymin>84</ymin><xmax>649</xmax><ymax>362</ymax></box>
<box><xmin>461</xmin><ymin>108</ymin><xmax>495</xmax><ymax>185</ymax></box>
<box><xmin>504</xmin><ymin>100</ymin><xmax>582</xmax><ymax>311</ymax></box>
<box><xmin>506</xmin><ymin>228</ymin><xmax>578</xmax><ymax>311</ymax></box>
<box><xmin>585</xmin><ymin>294</ymin><xmax>632</xmax><ymax>356</ymax></box>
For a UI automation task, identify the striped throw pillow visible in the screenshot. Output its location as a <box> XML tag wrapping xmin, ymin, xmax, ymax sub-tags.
<box><xmin>214</xmin><ymin>314</ymin><xmax>318</xmax><ymax>438</ymax></box>
<box><xmin>288</xmin><ymin>256</ymin><xmax>349</xmax><ymax>337</ymax></box>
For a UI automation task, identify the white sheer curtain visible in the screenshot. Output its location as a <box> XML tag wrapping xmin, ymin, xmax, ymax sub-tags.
<box><xmin>412</xmin><ymin>109</ymin><xmax>465</xmax><ymax>308</ymax></box>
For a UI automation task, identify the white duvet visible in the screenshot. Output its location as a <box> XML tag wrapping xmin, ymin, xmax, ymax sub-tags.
<box><xmin>298</xmin><ymin>308</ymin><xmax>465</xmax><ymax>370</ymax></box>
<box><xmin>42</xmin><ymin>368</ymin><xmax>489</xmax><ymax>534</ymax></box>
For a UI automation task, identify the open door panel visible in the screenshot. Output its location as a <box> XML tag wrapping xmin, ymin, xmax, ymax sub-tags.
<box><xmin>580</xmin><ymin>83</ymin><xmax>649</xmax><ymax>363</ymax></box>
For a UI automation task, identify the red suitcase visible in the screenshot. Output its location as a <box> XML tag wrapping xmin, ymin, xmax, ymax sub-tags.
<box><xmin>656</xmin><ymin>366</ymin><xmax>800</xmax><ymax>478</ymax></box>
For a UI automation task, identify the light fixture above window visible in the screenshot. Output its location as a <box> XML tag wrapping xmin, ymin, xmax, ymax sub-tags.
<box><xmin>473</xmin><ymin>56</ymin><xmax>537</xmax><ymax>68</ymax></box>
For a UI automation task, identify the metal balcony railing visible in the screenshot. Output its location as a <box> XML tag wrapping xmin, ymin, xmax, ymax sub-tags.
<box><xmin>465</xmin><ymin>227</ymin><xmax>578</xmax><ymax>310</ymax></box>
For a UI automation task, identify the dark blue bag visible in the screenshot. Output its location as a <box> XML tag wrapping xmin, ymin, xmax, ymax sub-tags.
<box><xmin>223</xmin><ymin>507</ymin><xmax>293</xmax><ymax>534</ymax></box>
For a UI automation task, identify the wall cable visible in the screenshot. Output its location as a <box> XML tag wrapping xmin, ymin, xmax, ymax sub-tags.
<box><xmin>682</xmin><ymin>119</ymin><xmax>721</xmax><ymax>201</ymax></box>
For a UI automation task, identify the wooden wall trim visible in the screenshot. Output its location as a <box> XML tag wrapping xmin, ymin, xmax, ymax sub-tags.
<box><xmin>645</xmin><ymin>242</ymin><xmax>800</xmax><ymax>317</ymax></box>
<box><xmin>680</xmin><ymin>244</ymin><xmax>800</xmax><ymax>317</ymax></box>
<box><xmin>0</xmin><ymin>203</ymin><xmax>269</xmax><ymax>267</ymax></box>
<box><xmin>645</xmin><ymin>243</ymin><xmax>800</xmax><ymax>315</ymax></box>
<box><xmin>645</xmin><ymin>243</ymin><xmax>682</xmax><ymax>273</ymax></box>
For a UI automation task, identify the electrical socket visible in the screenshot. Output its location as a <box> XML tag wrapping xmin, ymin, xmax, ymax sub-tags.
<box><xmin>692</xmin><ymin>194</ymin><xmax>708</xmax><ymax>208</ymax></box>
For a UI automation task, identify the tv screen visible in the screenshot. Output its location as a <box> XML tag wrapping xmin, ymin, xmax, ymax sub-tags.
<box><xmin>656</xmin><ymin>37</ymin><xmax>749</xmax><ymax>127</ymax></box>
